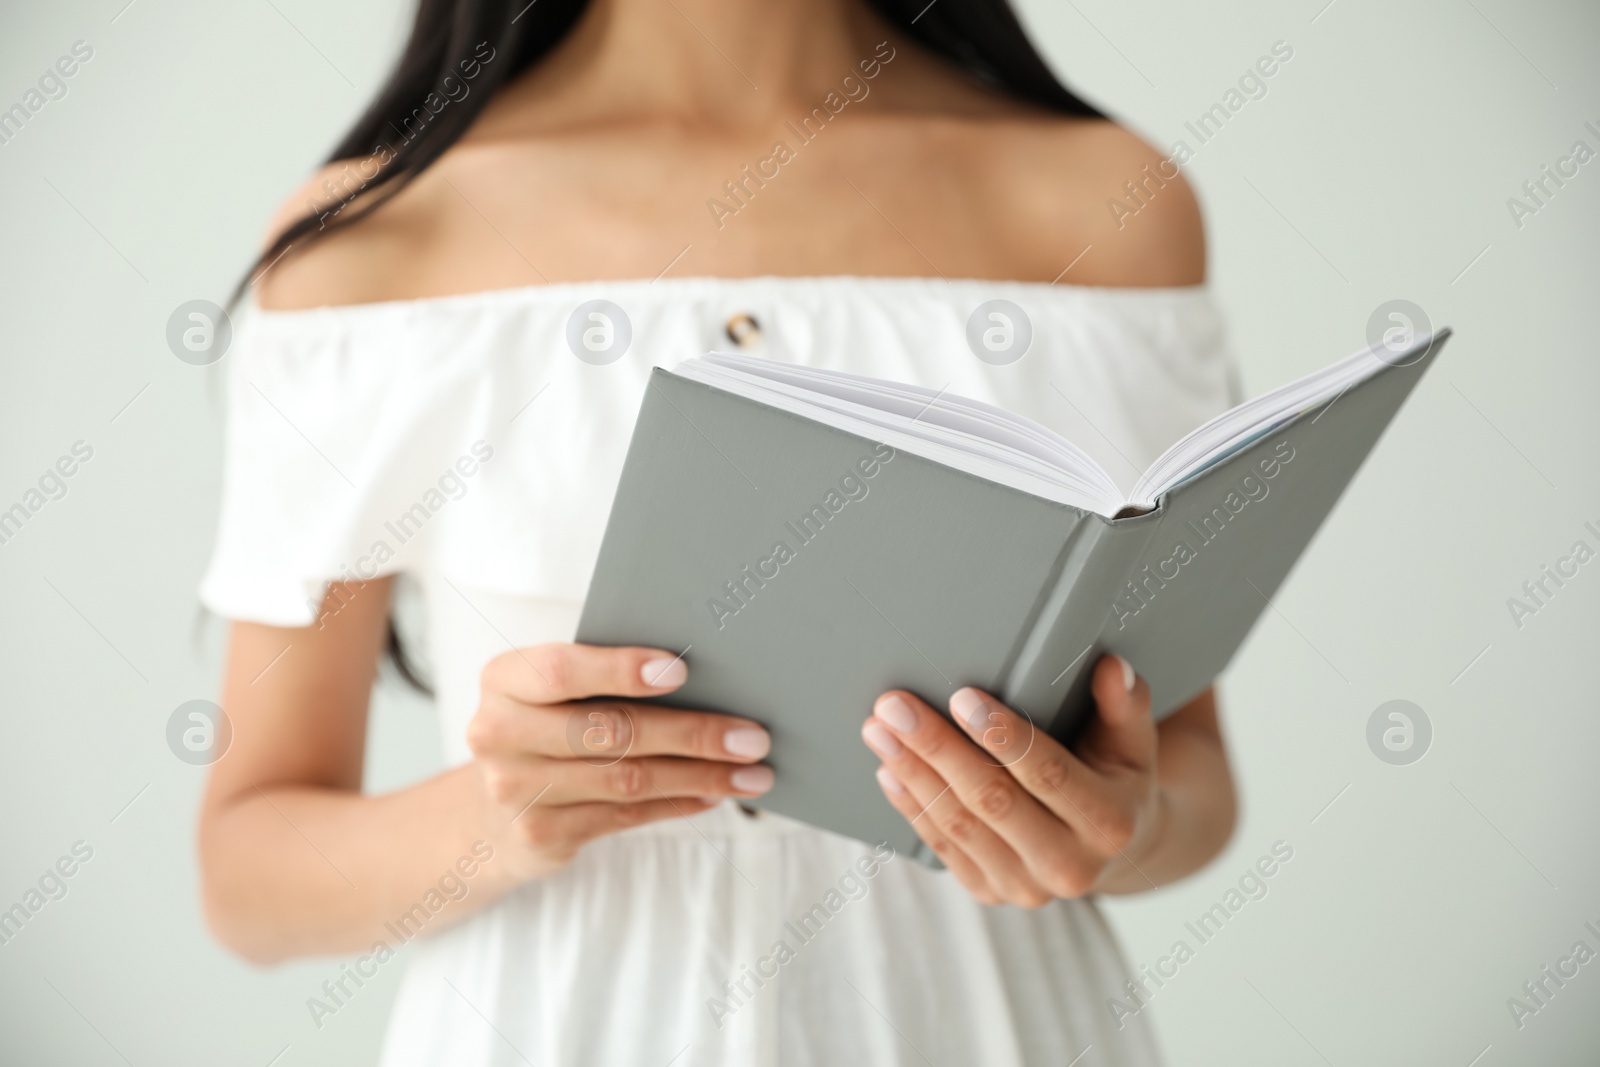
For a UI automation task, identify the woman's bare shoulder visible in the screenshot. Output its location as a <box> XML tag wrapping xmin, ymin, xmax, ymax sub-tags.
<box><xmin>253</xmin><ymin>160</ymin><xmax>411</xmax><ymax>311</ymax></box>
<box><xmin>252</xmin><ymin>153</ymin><xmax>491</xmax><ymax>311</ymax></box>
<box><xmin>959</xmin><ymin>116</ymin><xmax>1207</xmax><ymax>287</ymax></box>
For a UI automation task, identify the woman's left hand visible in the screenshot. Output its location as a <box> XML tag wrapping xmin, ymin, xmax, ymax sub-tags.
<box><xmin>862</xmin><ymin>654</ymin><xmax>1166</xmax><ymax>907</ymax></box>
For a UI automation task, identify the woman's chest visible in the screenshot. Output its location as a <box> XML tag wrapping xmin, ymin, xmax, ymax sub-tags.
<box><xmin>404</xmin><ymin>122</ymin><xmax>1073</xmax><ymax>290</ymax></box>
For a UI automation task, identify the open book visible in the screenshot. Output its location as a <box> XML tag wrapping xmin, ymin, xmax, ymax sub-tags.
<box><xmin>674</xmin><ymin>341</ymin><xmax>1429</xmax><ymax>519</ymax></box>
<box><xmin>578</xmin><ymin>331</ymin><xmax>1449</xmax><ymax>862</ymax></box>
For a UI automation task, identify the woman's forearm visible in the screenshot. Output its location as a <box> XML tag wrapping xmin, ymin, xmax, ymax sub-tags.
<box><xmin>1099</xmin><ymin>693</ymin><xmax>1236</xmax><ymax>894</ymax></box>
<box><xmin>200</xmin><ymin>763</ymin><xmax>521</xmax><ymax>963</ymax></box>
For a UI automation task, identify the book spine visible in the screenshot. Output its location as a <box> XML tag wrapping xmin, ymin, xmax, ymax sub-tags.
<box><xmin>998</xmin><ymin>509</ymin><xmax>1163</xmax><ymax>739</ymax></box>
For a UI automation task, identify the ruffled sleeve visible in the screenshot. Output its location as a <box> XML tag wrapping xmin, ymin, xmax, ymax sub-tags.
<box><xmin>199</xmin><ymin>304</ymin><xmax>502</xmax><ymax>625</ymax></box>
<box><xmin>199</xmin><ymin>308</ymin><xmax>385</xmax><ymax>624</ymax></box>
<box><xmin>199</xmin><ymin>291</ymin><xmax>656</xmax><ymax>626</ymax></box>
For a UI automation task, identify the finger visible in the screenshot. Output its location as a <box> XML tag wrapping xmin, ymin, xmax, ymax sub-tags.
<box><xmin>873</xmin><ymin>764</ymin><xmax>998</xmax><ymax>904</ymax></box>
<box><xmin>947</xmin><ymin>687</ymin><xmax>1127</xmax><ymax>862</ymax></box>
<box><xmin>863</xmin><ymin>720</ymin><xmax>1052</xmax><ymax>907</ymax></box>
<box><xmin>872</xmin><ymin>690</ymin><xmax>1080</xmax><ymax>886</ymax></box>
<box><xmin>520</xmin><ymin>796</ymin><xmax>717</xmax><ymax>858</ymax></box>
<box><xmin>1078</xmin><ymin>655</ymin><xmax>1157</xmax><ymax>773</ymax></box>
<box><xmin>469</xmin><ymin>696</ymin><xmax>771</xmax><ymax>764</ymax></box>
<box><xmin>520</xmin><ymin>754</ymin><xmax>775</xmax><ymax>805</ymax></box>
<box><xmin>481</xmin><ymin>642</ymin><xmax>693</xmax><ymax>705</ymax></box>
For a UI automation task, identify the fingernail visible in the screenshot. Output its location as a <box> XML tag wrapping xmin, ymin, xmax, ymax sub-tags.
<box><xmin>642</xmin><ymin>657</ymin><xmax>687</xmax><ymax>688</ymax></box>
<box><xmin>949</xmin><ymin>688</ymin><xmax>988</xmax><ymax>732</ymax></box>
<box><xmin>876</xmin><ymin>765</ymin><xmax>906</xmax><ymax>795</ymax></box>
<box><xmin>731</xmin><ymin>766</ymin><xmax>774</xmax><ymax>794</ymax></box>
<box><xmin>723</xmin><ymin>727</ymin><xmax>771</xmax><ymax>759</ymax></box>
<box><xmin>875</xmin><ymin>694</ymin><xmax>916</xmax><ymax>733</ymax></box>
<box><xmin>862</xmin><ymin>720</ymin><xmax>903</xmax><ymax>758</ymax></box>
<box><xmin>1117</xmin><ymin>656</ymin><xmax>1135</xmax><ymax>692</ymax></box>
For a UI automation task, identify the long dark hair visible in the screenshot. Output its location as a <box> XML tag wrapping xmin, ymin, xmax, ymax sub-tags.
<box><xmin>244</xmin><ymin>0</ymin><xmax>1104</xmax><ymax>691</ymax></box>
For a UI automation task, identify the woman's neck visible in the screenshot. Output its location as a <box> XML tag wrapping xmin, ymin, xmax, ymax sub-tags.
<box><xmin>500</xmin><ymin>0</ymin><xmax>888</xmax><ymax>126</ymax></box>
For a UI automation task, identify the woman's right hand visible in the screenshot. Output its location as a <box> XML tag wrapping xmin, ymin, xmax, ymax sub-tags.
<box><xmin>466</xmin><ymin>643</ymin><xmax>774</xmax><ymax>881</ymax></box>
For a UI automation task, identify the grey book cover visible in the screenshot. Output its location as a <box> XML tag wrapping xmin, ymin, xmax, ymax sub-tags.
<box><xmin>577</xmin><ymin>334</ymin><xmax>1449</xmax><ymax>863</ymax></box>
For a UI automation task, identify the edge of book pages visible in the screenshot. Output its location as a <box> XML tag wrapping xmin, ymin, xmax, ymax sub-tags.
<box><xmin>672</xmin><ymin>332</ymin><xmax>1442</xmax><ymax>519</ymax></box>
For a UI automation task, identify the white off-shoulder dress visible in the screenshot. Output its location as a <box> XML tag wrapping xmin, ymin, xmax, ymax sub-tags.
<box><xmin>201</xmin><ymin>276</ymin><xmax>1236</xmax><ymax>1067</ymax></box>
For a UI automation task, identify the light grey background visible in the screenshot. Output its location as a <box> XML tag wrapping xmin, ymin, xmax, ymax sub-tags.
<box><xmin>1</xmin><ymin>1</ymin><xmax>1595</xmax><ymax>1064</ymax></box>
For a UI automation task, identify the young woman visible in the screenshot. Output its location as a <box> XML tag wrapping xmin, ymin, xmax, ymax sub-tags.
<box><xmin>198</xmin><ymin>0</ymin><xmax>1237</xmax><ymax>1062</ymax></box>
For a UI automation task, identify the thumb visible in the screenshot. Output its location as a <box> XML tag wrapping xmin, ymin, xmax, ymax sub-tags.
<box><xmin>1083</xmin><ymin>654</ymin><xmax>1157</xmax><ymax>771</ymax></box>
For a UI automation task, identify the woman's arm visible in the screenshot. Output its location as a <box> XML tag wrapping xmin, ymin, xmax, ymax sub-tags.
<box><xmin>861</xmin><ymin>656</ymin><xmax>1235</xmax><ymax>906</ymax></box>
<box><xmin>199</xmin><ymin>578</ymin><xmax>507</xmax><ymax>962</ymax></box>
<box><xmin>1098</xmin><ymin>684</ymin><xmax>1234</xmax><ymax>894</ymax></box>
<box><xmin>199</xmin><ymin>578</ymin><xmax>777</xmax><ymax>963</ymax></box>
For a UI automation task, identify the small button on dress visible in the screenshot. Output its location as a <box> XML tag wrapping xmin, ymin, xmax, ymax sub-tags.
<box><xmin>725</xmin><ymin>311</ymin><xmax>763</xmax><ymax>349</ymax></box>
